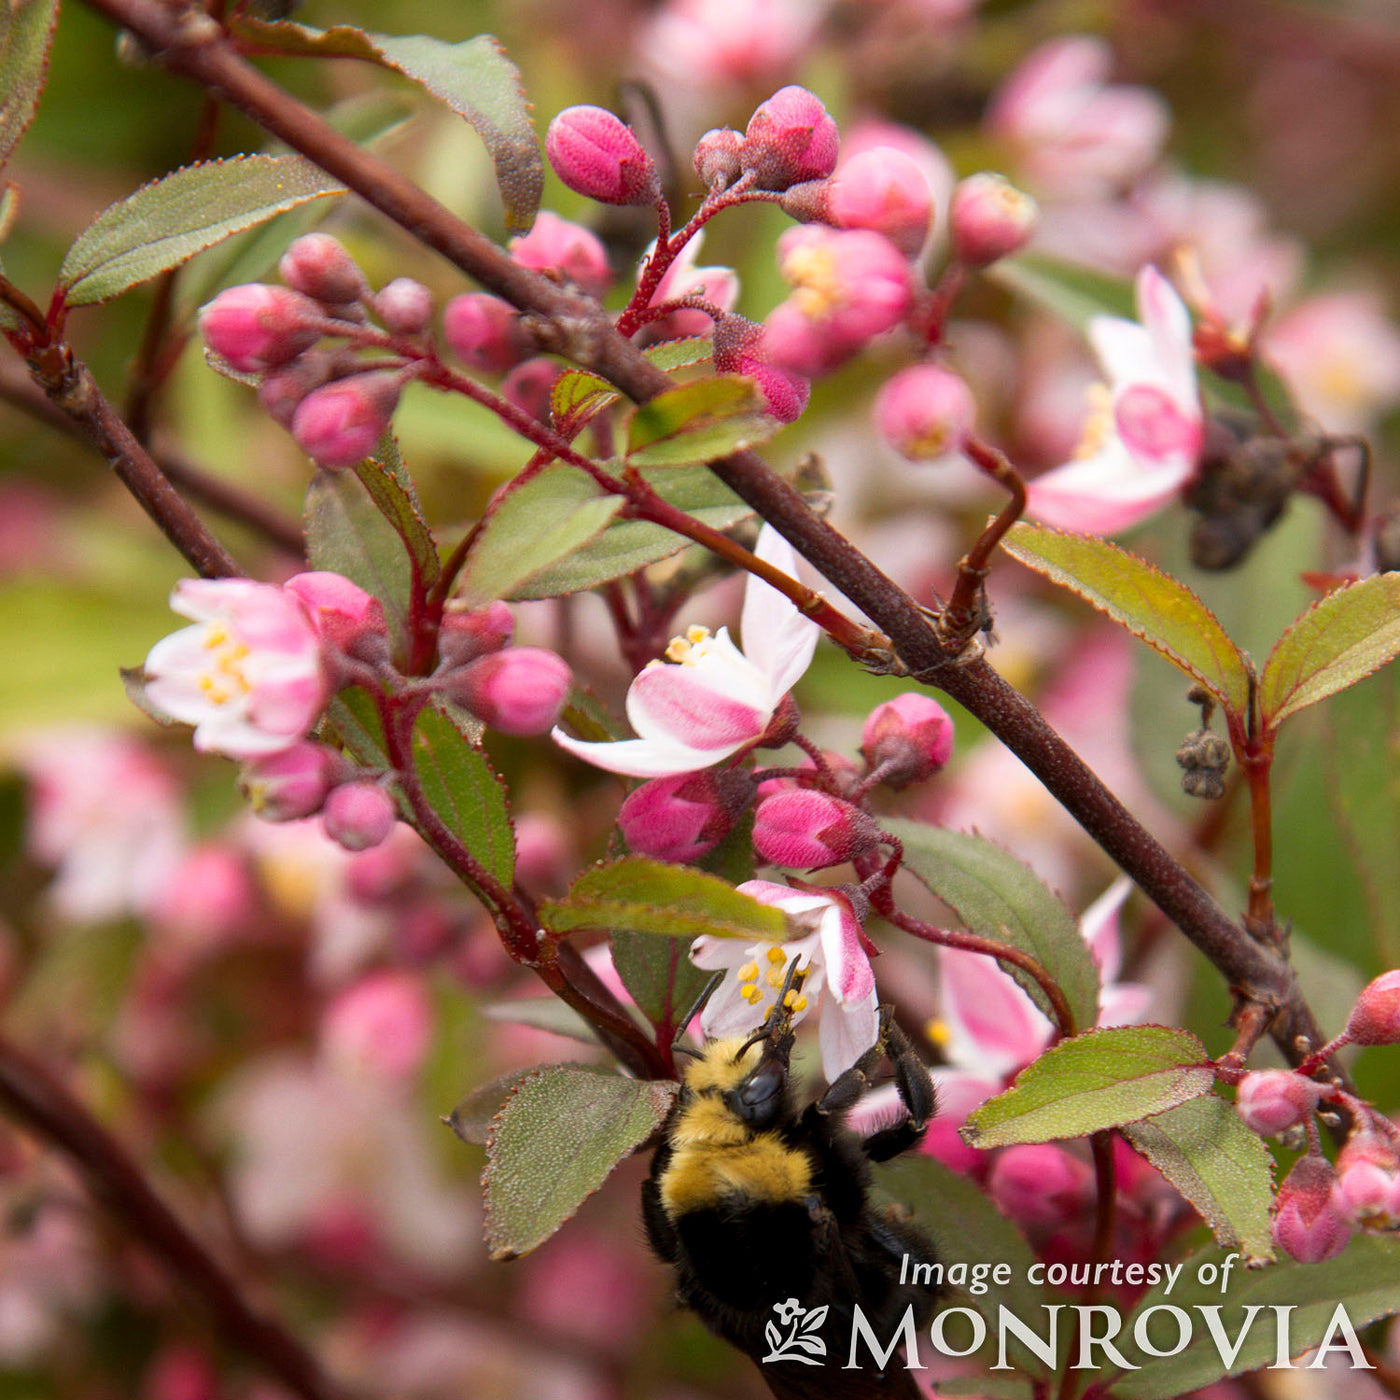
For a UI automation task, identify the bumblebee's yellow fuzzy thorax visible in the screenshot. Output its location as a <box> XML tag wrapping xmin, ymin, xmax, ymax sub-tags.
<box><xmin>658</xmin><ymin>1038</ymin><xmax>813</xmax><ymax>1219</ymax></box>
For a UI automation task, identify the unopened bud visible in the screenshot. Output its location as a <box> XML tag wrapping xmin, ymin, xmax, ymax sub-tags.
<box><xmin>445</xmin><ymin>646</ymin><xmax>572</xmax><ymax>736</ymax></box>
<box><xmin>740</xmin><ymin>86</ymin><xmax>840</xmax><ymax>191</ymax></box>
<box><xmin>829</xmin><ymin>147</ymin><xmax>934</xmax><ymax>257</ymax></box>
<box><xmin>693</xmin><ymin>127</ymin><xmax>743</xmax><ymax>190</ymax></box>
<box><xmin>278</xmin><ymin>233</ymin><xmax>368</xmax><ymax>306</ymax></box>
<box><xmin>1335</xmin><ymin>1131</ymin><xmax>1400</xmax><ymax>1227</ymax></box>
<box><xmin>874</xmin><ymin>364</ymin><xmax>976</xmax><ymax>461</ymax></box>
<box><xmin>437</xmin><ymin>600</ymin><xmax>515</xmax><ymax>668</ymax></box>
<box><xmin>1346</xmin><ymin>969</ymin><xmax>1400</xmax><ymax>1046</ymax></box>
<box><xmin>257</xmin><ymin>350</ymin><xmax>343</xmax><ymax>428</ymax></box>
<box><xmin>375</xmin><ymin>278</ymin><xmax>434</xmax><ymax>335</ymax></box>
<box><xmin>1235</xmin><ymin>1069</ymin><xmax>1321</xmax><ymax>1137</ymax></box>
<box><xmin>988</xmin><ymin>1145</ymin><xmax>1093</xmax><ymax>1227</ymax></box>
<box><xmin>501</xmin><ymin>357</ymin><xmax>563</xmax><ymax>426</ymax></box>
<box><xmin>861</xmin><ymin>693</ymin><xmax>955</xmax><ymax>789</ymax></box>
<box><xmin>283</xmin><ymin>571</ymin><xmax>389</xmax><ymax>661</ymax></box>
<box><xmin>713</xmin><ymin>314</ymin><xmax>810</xmax><ymax>424</ymax></box>
<box><xmin>1272</xmin><ymin>1154</ymin><xmax>1351</xmax><ymax>1263</ymax></box>
<box><xmin>240</xmin><ymin>740</ymin><xmax>339</xmax><ymax>821</ymax></box>
<box><xmin>777</xmin><ymin>179</ymin><xmax>833</xmax><ymax>225</ymax></box>
<box><xmin>321</xmin><ymin>969</ymin><xmax>432</xmax><ymax>1081</ymax></box>
<box><xmin>199</xmin><ymin>284</ymin><xmax>324</xmax><ymax>373</ymax></box>
<box><xmin>322</xmin><ymin>780</ymin><xmax>398</xmax><ymax>852</ymax></box>
<box><xmin>546</xmin><ymin>105</ymin><xmax>659</xmax><ymax>207</ymax></box>
<box><xmin>442</xmin><ymin>292</ymin><xmax>534</xmax><ymax>373</ymax></box>
<box><xmin>509</xmin><ymin>211</ymin><xmax>613</xmax><ymax>299</ymax></box>
<box><xmin>949</xmin><ymin>173</ymin><xmax>1038</xmax><ymax>267</ymax></box>
<box><xmin>619</xmin><ymin>769</ymin><xmax>755</xmax><ymax>862</ymax></box>
<box><xmin>290</xmin><ymin>371</ymin><xmax>403</xmax><ymax>468</ymax></box>
<box><xmin>753</xmin><ymin>789</ymin><xmax>880</xmax><ymax>869</ymax></box>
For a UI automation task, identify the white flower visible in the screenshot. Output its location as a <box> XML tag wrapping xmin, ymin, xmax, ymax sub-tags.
<box><xmin>143</xmin><ymin>579</ymin><xmax>330</xmax><ymax>759</ymax></box>
<box><xmin>690</xmin><ymin>880</ymin><xmax>879</xmax><ymax>1080</ymax></box>
<box><xmin>1026</xmin><ymin>265</ymin><xmax>1203</xmax><ymax>536</ymax></box>
<box><xmin>551</xmin><ymin>524</ymin><xmax>819</xmax><ymax>778</ymax></box>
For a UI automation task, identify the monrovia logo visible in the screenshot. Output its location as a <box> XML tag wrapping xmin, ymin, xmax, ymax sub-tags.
<box><xmin>762</xmin><ymin>1299</ymin><xmax>828</xmax><ymax>1364</ymax></box>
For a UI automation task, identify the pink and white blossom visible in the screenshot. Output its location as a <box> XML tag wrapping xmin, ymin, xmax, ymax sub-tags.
<box><xmin>143</xmin><ymin>580</ymin><xmax>330</xmax><ymax>759</ymax></box>
<box><xmin>551</xmin><ymin>524</ymin><xmax>819</xmax><ymax>777</ymax></box>
<box><xmin>1026</xmin><ymin>265</ymin><xmax>1203</xmax><ymax>536</ymax></box>
<box><xmin>690</xmin><ymin>880</ymin><xmax>879</xmax><ymax>1079</ymax></box>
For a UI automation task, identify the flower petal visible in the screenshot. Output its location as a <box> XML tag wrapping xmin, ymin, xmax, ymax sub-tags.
<box><xmin>549</xmin><ymin>729</ymin><xmax>731</xmax><ymax>778</ymax></box>
<box><xmin>818</xmin><ymin>900</ymin><xmax>875</xmax><ymax>1006</ymax></box>
<box><xmin>626</xmin><ymin>650</ymin><xmax>769</xmax><ymax>752</ymax></box>
<box><xmin>1025</xmin><ymin>443</ymin><xmax>1192</xmax><ymax>535</ymax></box>
<box><xmin>818</xmin><ymin>985</ymin><xmax>880</xmax><ymax>1080</ymax></box>
<box><xmin>740</xmin><ymin>524</ymin><xmax>820</xmax><ymax>702</ymax></box>
<box><xmin>939</xmin><ymin>945</ymin><xmax>1052</xmax><ymax>1077</ymax></box>
<box><xmin>1080</xmin><ymin>876</ymin><xmax>1133</xmax><ymax>983</ymax></box>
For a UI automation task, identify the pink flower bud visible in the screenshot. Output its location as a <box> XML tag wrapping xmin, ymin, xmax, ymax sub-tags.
<box><xmin>322</xmin><ymin>780</ymin><xmax>398</xmax><ymax>852</ymax></box>
<box><xmin>741</xmin><ymin>85</ymin><xmax>840</xmax><ymax>191</ymax></box>
<box><xmin>874</xmin><ymin>364</ymin><xmax>976</xmax><ymax>461</ymax></box>
<box><xmin>283</xmin><ymin>571</ymin><xmax>389</xmax><ymax>659</ymax></box>
<box><xmin>290</xmin><ymin>371</ymin><xmax>403</xmax><ymax>468</ymax></box>
<box><xmin>321</xmin><ymin>968</ymin><xmax>433</xmax><ymax>1082</ymax></box>
<box><xmin>514</xmin><ymin>813</ymin><xmax>573</xmax><ymax>892</ymax></box>
<box><xmin>145</xmin><ymin>1344</ymin><xmax>220</xmax><ymax>1400</ymax></box>
<box><xmin>693</xmin><ymin>127</ymin><xmax>743</xmax><ymax>189</ymax></box>
<box><xmin>949</xmin><ymin>173</ymin><xmax>1039</xmax><ymax>267</ymax></box>
<box><xmin>446</xmin><ymin>647</ymin><xmax>572</xmax><ymax>735</ymax></box>
<box><xmin>199</xmin><ymin>284</ymin><xmax>324</xmax><ymax>372</ymax></box>
<box><xmin>1335</xmin><ymin>1132</ymin><xmax>1400</xmax><ymax>1227</ymax></box>
<box><xmin>240</xmin><ymin>740</ymin><xmax>339</xmax><ymax>821</ymax></box>
<box><xmin>374</xmin><ymin>278</ymin><xmax>434</xmax><ymax>335</ymax></box>
<box><xmin>861</xmin><ymin>693</ymin><xmax>955</xmax><ymax>789</ymax></box>
<box><xmin>150</xmin><ymin>844</ymin><xmax>253</xmax><ymax>947</ymax></box>
<box><xmin>712</xmin><ymin>315</ymin><xmax>811</xmax><ymax>423</ymax></box>
<box><xmin>257</xmin><ymin>350</ymin><xmax>342</xmax><ymax>428</ymax></box>
<box><xmin>752</xmin><ymin>790</ymin><xmax>880</xmax><ymax>869</ymax></box>
<box><xmin>777</xmin><ymin>179</ymin><xmax>833</xmax><ymax>224</ymax></box>
<box><xmin>510</xmin><ymin>211</ymin><xmax>613</xmax><ymax>298</ymax></box>
<box><xmin>1273</xmin><ymin>1155</ymin><xmax>1351</xmax><ymax>1263</ymax></box>
<box><xmin>546</xmin><ymin>105</ymin><xmax>659</xmax><ymax>207</ymax></box>
<box><xmin>278</xmin><ymin>233</ymin><xmax>368</xmax><ymax>306</ymax></box>
<box><xmin>829</xmin><ymin>147</ymin><xmax>934</xmax><ymax>257</ymax></box>
<box><xmin>619</xmin><ymin>769</ymin><xmax>756</xmax><ymax>862</ymax></box>
<box><xmin>442</xmin><ymin>292</ymin><xmax>535</xmax><ymax>373</ymax></box>
<box><xmin>989</xmin><ymin>1145</ymin><xmax>1093</xmax><ymax>1227</ymax></box>
<box><xmin>1235</xmin><ymin>1069</ymin><xmax>1322</xmax><ymax>1137</ymax></box>
<box><xmin>437</xmin><ymin>600</ymin><xmax>515</xmax><ymax>668</ymax></box>
<box><xmin>502</xmin><ymin>357</ymin><xmax>563</xmax><ymax>426</ymax></box>
<box><xmin>1346</xmin><ymin>969</ymin><xmax>1400</xmax><ymax>1046</ymax></box>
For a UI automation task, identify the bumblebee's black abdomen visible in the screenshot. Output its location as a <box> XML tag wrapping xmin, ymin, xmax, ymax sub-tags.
<box><xmin>673</xmin><ymin>1199</ymin><xmax>817</xmax><ymax>1312</ymax></box>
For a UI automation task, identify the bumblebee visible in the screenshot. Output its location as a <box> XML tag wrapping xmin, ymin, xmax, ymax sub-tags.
<box><xmin>643</xmin><ymin>977</ymin><xmax>938</xmax><ymax>1400</ymax></box>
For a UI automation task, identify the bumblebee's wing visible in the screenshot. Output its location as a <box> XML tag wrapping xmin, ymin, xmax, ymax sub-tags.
<box><xmin>753</xmin><ymin>1358</ymin><xmax>927</xmax><ymax>1400</ymax></box>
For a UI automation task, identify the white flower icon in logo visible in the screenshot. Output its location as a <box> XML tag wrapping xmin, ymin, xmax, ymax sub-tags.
<box><xmin>763</xmin><ymin>1298</ymin><xmax>828</xmax><ymax>1365</ymax></box>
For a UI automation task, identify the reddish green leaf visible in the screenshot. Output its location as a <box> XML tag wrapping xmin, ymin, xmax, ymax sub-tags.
<box><xmin>551</xmin><ymin>370</ymin><xmax>618</xmax><ymax>430</ymax></box>
<box><xmin>1260</xmin><ymin>574</ymin><xmax>1400</xmax><ymax>730</ymax></box>
<box><xmin>353</xmin><ymin>439</ymin><xmax>440</xmax><ymax>591</ymax></box>
<box><xmin>0</xmin><ymin>0</ymin><xmax>58</xmax><ymax>174</ymax></box>
<box><xmin>540</xmin><ymin>857</ymin><xmax>790</xmax><ymax>942</ymax></box>
<box><xmin>483</xmin><ymin>1066</ymin><xmax>676</xmax><ymax>1258</ymax></box>
<box><xmin>233</xmin><ymin>19</ymin><xmax>541</xmax><ymax>231</ymax></box>
<box><xmin>1121</xmin><ymin>1096</ymin><xmax>1275</xmax><ymax>1264</ymax></box>
<box><xmin>963</xmin><ymin>1026</ymin><xmax>1214</xmax><ymax>1147</ymax></box>
<box><xmin>59</xmin><ymin>156</ymin><xmax>346</xmax><ymax>306</ymax></box>
<box><xmin>625</xmin><ymin>375</ymin><xmax>778</xmax><ymax>467</ymax></box>
<box><xmin>1002</xmin><ymin>523</ymin><xmax>1251</xmax><ymax>718</ymax></box>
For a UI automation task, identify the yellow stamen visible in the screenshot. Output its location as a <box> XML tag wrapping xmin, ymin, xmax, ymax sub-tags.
<box><xmin>741</xmin><ymin>984</ymin><xmax>764</xmax><ymax>1004</ymax></box>
<box><xmin>925</xmin><ymin>1018</ymin><xmax>952</xmax><ymax>1049</ymax></box>
<box><xmin>738</xmin><ymin>962</ymin><xmax>759</xmax><ymax>983</ymax></box>
<box><xmin>792</xmin><ymin>995</ymin><xmax>807</xmax><ymax>1013</ymax></box>
<box><xmin>766</xmin><ymin>968</ymin><xmax>787</xmax><ymax>989</ymax></box>
<box><xmin>766</xmin><ymin>947</ymin><xmax>787</xmax><ymax>965</ymax></box>
<box><xmin>1073</xmin><ymin>383</ymin><xmax>1115</xmax><ymax>460</ymax></box>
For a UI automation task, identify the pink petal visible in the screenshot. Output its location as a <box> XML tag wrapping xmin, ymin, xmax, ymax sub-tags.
<box><xmin>627</xmin><ymin>655</ymin><xmax>768</xmax><ymax>752</ymax></box>
<box><xmin>1115</xmin><ymin>385</ymin><xmax>1201</xmax><ymax>464</ymax></box>
<box><xmin>818</xmin><ymin>901</ymin><xmax>875</xmax><ymax>1006</ymax></box>
<box><xmin>1026</xmin><ymin>446</ymin><xmax>1192</xmax><ymax>535</ymax></box>
<box><xmin>549</xmin><ymin>730</ymin><xmax>731</xmax><ymax>778</ymax></box>
<box><xmin>1081</xmin><ymin>876</ymin><xmax>1132</xmax><ymax>982</ymax></box>
<box><xmin>940</xmin><ymin>945</ymin><xmax>1051</xmax><ymax>1076</ymax></box>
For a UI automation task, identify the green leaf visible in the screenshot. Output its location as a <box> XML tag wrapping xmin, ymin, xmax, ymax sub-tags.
<box><xmin>990</xmin><ymin>252</ymin><xmax>1135</xmax><ymax>332</ymax></box>
<box><xmin>455</xmin><ymin>466</ymin><xmax>624</xmax><ymax>607</ymax></box>
<box><xmin>324</xmin><ymin>686</ymin><xmax>389</xmax><ymax>768</ymax></box>
<box><xmin>482</xmin><ymin>1066</ymin><xmax>676</xmax><ymax>1258</ymax></box>
<box><xmin>1259</xmin><ymin>574</ymin><xmax>1400</xmax><ymax>730</ymax></box>
<box><xmin>509</xmin><ymin>465</ymin><xmax>754</xmax><ymax>600</ymax></box>
<box><xmin>411</xmin><ymin>702</ymin><xmax>514</xmax><ymax>888</ymax></box>
<box><xmin>963</xmin><ymin>1026</ymin><xmax>1214</xmax><ymax>1147</ymax></box>
<box><xmin>625</xmin><ymin>375</ymin><xmax>779</xmax><ymax>467</ymax></box>
<box><xmin>1121</xmin><ymin>1097</ymin><xmax>1275</xmax><ymax>1264</ymax></box>
<box><xmin>1325</xmin><ymin>669</ymin><xmax>1400</xmax><ymax>964</ymax></box>
<box><xmin>876</xmin><ymin>1155</ymin><xmax>1064</xmax><ymax>1378</ymax></box>
<box><xmin>305</xmin><ymin>466</ymin><xmax>412</xmax><ymax>645</ymax></box>
<box><xmin>540</xmin><ymin>858</ymin><xmax>791</xmax><ymax>942</ymax></box>
<box><xmin>644</xmin><ymin>337</ymin><xmax>714</xmax><ymax>371</ymax></box>
<box><xmin>446</xmin><ymin>1068</ymin><xmax>536</xmax><ymax>1145</ymax></box>
<box><xmin>58</xmin><ymin>156</ymin><xmax>346</xmax><ymax>306</ymax></box>
<box><xmin>552</xmin><ymin>370</ymin><xmax>619</xmax><ymax>428</ymax></box>
<box><xmin>480</xmin><ymin>998</ymin><xmax>599</xmax><ymax>1045</ymax></box>
<box><xmin>882</xmin><ymin>819</ymin><xmax>1100</xmax><ymax>1034</ymax></box>
<box><xmin>353</xmin><ymin>440</ymin><xmax>440</xmax><ymax>591</ymax></box>
<box><xmin>0</xmin><ymin>0</ymin><xmax>59</xmax><ymax>173</ymax></box>
<box><xmin>610</xmin><ymin>929</ymin><xmax>713</xmax><ymax>1031</ymax></box>
<box><xmin>1002</xmin><ymin>523</ymin><xmax>1252</xmax><ymax>718</ymax></box>
<box><xmin>233</xmin><ymin>19</ymin><xmax>541</xmax><ymax>231</ymax></box>
<box><xmin>1109</xmin><ymin>1237</ymin><xmax>1400</xmax><ymax>1398</ymax></box>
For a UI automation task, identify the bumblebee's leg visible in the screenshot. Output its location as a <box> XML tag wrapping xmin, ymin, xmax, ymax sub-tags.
<box><xmin>816</xmin><ymin>1009</ymin><xmax>937</xmax><ymax>1162</ymax></box>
